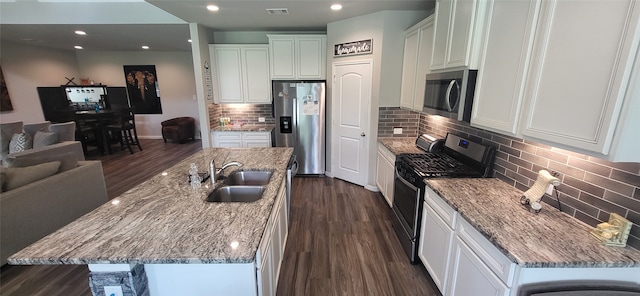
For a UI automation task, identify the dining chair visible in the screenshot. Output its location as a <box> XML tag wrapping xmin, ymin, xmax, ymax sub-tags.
<box><xmin>106</xmin><ymin>107</ymin><xmax>142</xmax><ymax>154</ymax></box>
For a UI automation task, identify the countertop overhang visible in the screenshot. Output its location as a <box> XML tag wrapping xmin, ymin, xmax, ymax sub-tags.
<box><xmin>8</xmin><ymin>147</ymin><xmax>294</xmax><ymax>265</ymax></box>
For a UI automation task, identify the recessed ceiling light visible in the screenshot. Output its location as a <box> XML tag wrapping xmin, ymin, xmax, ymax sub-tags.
<box><xmin>74</xmin><ymin>46</ymin><xmax>83</xmax><ymax>49</ymax></box>
<box><xmin>75</xmin><ymin>30</ymin><xmax>87</xmax><ymax>35</ymax></box>
<box><xmin>207</xmin><ymin>5</ymin><xmax>219</xmax><ymax>11</ymax></box>
<box><xmin>331</xmin><ymin>4</ymin><xmax>342</xmax><ymax>10</ymax></box>
<box><xmin>188</xmin><ymin>39</ymin><xmax>192</xmax><ymax>43</ymax></box>
<box><xmin>141</xmin><ymin>45</ymin><xmax>150</xmax><ymax>49</ymax></box>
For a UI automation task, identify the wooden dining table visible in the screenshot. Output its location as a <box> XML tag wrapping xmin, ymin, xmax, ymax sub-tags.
<box><xmin>75</xmin><ymin>109</ymin><xmax>117</xmax><ymax>154</ymax></box>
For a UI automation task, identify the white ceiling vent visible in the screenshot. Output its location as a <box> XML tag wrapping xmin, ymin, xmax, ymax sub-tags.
<box><xmin>266</xmin><ymin>8</ymin><xmax>289</xmax><ymax>15</ymax></box>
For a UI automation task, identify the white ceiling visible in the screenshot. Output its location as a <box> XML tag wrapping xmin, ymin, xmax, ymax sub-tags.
<box><xmin>0</xmin><ymin>0</ymin><xmax>433</xmax><ymax>52</ymax></box>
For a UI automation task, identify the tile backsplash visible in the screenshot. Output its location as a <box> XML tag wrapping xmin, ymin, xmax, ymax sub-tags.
<box><xmin>378</xmin><ymin>107</ymin><xmax>640</xmax><ymax>250</ymax></box>
<box><xmin>208</xmin><ymin>104</ymin><xmax>275</xmax><ymax>128</ymax></box>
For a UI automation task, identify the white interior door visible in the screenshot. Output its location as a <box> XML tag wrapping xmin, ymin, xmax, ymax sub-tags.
<box><xmin>331</xmin><ymin>60</ymin><xmax>372</xmax><ymax>186</ymax></box>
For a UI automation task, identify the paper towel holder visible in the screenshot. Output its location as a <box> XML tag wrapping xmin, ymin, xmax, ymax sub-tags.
<box><xmin>520</xmin><ymin>170</ymin><xmax>561</xmax><ymax>213</ymax></box>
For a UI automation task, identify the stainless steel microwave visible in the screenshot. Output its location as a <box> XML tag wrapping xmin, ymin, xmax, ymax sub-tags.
<box><xmin>423</xmin><ymin>69</ymin><xmax>478</xmax><ymax>122</ymax></box>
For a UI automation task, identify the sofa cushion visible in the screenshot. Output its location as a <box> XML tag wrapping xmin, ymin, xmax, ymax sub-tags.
<box><xmin>0</xmin><ymin>161</ymin><xmax>60</xmax><ymax>192</ymax></box>
<box><xmin>9</xmin><ymin>132</ymin><xmax>32</xmax><ymax>153</ymax></box>
<box><xmin>5</xmin><ymin>149</ymin><xmax>79</xmax><ymax>172</ymax></box>
<box><xmin>22</xmin><ymin>122</ymin><xmax>51</xmax><ymax>140</ymax></box>
<box><xmin>0</xmin><ymin>122</ymin><xmax>23</xmax><ymax>157</ymax></box>
<box><xmin>49</xmin><ymin>121</ymin><xmax>76</xmax><ymax>142</ymax></box>
<box><xmin>33</xmin><ymin>131</ymin><xmax>59</xmax><ymax>148</ymax></box>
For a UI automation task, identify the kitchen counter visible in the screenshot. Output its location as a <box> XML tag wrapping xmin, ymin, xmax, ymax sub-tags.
<box><xmin>8</xmin><ymin>147</ymin><xmax>293</xmax><ymax>265</ymax></box>
<box><xmin>426</xmin><ymin>178</ymin><xmax>640</xmax><ymax>268</ymax></box>
<box><xmin>378</xmin><ymin>137</ymin><xmax>424</xmax><ymax>154</ymax></box>
<box><xmin>211</xmin><ymin>125</ymin><xmax>274</xmax><ymax>132</ymax></box>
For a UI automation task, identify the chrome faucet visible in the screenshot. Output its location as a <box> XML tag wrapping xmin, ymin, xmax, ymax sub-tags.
<box><xmin>209</xmin><ymin>160</ymin><xmax>243</xmax><ymax>184</ymax></box>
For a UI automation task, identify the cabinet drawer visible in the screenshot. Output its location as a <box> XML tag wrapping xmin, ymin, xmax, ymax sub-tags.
<box><xmin>214</xmin><ymin>132</ymin><xmax>242</xmax><ymax>140</ymax></box>
<box><xmin>424</xmin><ymin>186</ymin><xmax>457</xmax><ymax>229</ymax></box>
<box><xmin>243</xmin><ymin>132</ymin><xmax>271</xmax><ymax>141</ymax></box>
<box><xmin>456</xmin><ymin>218</ymin><xmax>516</xmax><ymax>286</ymax></box>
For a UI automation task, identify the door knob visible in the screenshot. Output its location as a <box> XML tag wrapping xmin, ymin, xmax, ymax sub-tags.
<box><xmin>361</xmin><ymin>132</ymin><xmax>365</xmax><ymax>137</ymax></box>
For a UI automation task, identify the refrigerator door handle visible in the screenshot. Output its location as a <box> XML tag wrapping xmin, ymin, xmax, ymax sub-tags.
<box><xmin>293</xmin><ymin>97</ymin><xmax>298</xmax><ymax>145</ymax></box>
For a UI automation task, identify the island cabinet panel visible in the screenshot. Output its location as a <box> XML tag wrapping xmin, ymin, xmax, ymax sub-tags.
<box><xmin>375</xmin><ymin>143</ymin><xmax>395</xmax><ymax>207</ymax></box>
<box><xmin>144</xmin><ymin>263</ymin><xmax>258</xmax><ymax>296</ymax></box>
<box><xmin>257</xmin><ymin>181</ymin><xmax>288</xmax><ymax>296</ymax></box>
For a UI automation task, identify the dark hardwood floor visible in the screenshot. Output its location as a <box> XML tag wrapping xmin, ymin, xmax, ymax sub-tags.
<box><xmin>1</xmin><ymin>140</ymin><xmax>439</xmax><ymax>296</ymax></box>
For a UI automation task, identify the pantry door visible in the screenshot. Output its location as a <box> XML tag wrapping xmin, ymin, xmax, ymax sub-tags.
<box><xmin>331</xmin><ymin>60</ymin><xmax>372</xmax><ymax>186</ymax></box>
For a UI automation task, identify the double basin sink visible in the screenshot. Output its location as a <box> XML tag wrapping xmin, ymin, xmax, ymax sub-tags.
<box><xmin>206</xmin><ymin>170</ymin><xmax>272</xmax><ymax>202</ymax></box>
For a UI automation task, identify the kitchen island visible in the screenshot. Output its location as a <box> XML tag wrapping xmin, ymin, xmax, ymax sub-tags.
<box><xmin>8</xmin><ymin>147</ymin><xmax>294</xmax><ymax>296</ymax></box>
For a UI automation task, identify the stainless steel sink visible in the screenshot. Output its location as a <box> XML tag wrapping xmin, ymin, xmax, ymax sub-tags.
<box><xmin>206</xmin><ymin>186</ymin><xmax>265</xmax><ymax>202</ymax></box>
<box><xmin>223</xmin><ymin>170</ymin><xmax>273</xmax><ymax>186</ymax></box>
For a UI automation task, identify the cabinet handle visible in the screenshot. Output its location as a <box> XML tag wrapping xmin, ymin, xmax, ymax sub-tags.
<box><xmin>445</xmin><ymin>79</ymin><xmax>460</xmax><ymax>112</ymax></box>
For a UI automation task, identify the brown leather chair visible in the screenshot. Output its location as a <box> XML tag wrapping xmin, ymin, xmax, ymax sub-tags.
<box><xmin>161</xmin><ymin>117</ymin><xmax>196</xmax><ymax>144</ymax></box>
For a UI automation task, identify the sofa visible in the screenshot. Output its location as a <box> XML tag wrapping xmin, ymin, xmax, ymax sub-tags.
<box><xmin>0</xmin><ymin>160</ymin><xmax>109</xmax><ymax>265</ymax></box>
<box><xmin>161</xmin><ymin>117</ymin><xmax>196</xmax><ymax>143</ymax></box>
<box><xmin>1</xmin><ymin>121</ymin><xmax>79</xmax><ymax>165</ymax></box>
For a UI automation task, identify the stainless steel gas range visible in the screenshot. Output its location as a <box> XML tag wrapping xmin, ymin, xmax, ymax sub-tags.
<box><xmin>391</xmin><ymin>133</ymin><xmax>496</xmax><ymax>263</ymax></box>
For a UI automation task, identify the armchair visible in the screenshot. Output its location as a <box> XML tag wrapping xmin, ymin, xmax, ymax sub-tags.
<box><xmin>161</xmin><ymin>117</ymin><xmax>196</xmax><ymax>144</ymax></box>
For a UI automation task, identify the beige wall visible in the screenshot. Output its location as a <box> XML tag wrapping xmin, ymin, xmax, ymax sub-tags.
<box><xmin>0</xmin><ymin>42</ymin><xmax>80</xmax><ymax>123</ymax></box>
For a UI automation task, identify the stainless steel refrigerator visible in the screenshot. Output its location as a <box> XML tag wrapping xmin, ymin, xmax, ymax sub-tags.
<box><xmin>272</xmin><ymin>81</ymin><xmax>326</xmax><ymax>175</ymax></box>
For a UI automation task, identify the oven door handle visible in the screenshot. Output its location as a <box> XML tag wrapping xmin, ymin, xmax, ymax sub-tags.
<box><xmin>395</xmin><ymin>167</ymin><xmax>418</xmax><ymax>191</ymax></box>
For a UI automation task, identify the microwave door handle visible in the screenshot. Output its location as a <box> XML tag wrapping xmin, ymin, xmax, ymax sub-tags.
<box><xmin>395</xmin><ymin>167</ymin><xmax>418</xmax><ymax>191</ymax></box>
<box><xmin>445</xmin><ymin>79</ymin><xmax>458</xmax><ymax>111</ymax></box>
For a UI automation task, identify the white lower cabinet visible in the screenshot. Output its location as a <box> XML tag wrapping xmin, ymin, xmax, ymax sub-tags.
<box><xmin>418</xmin><ymin>200</ymin><xmax>455</xmax><ymax>294</ymax></box>
<box><xmin>448</xmin><ymin>236</ymin><xmax>510</xmax><ymax>296</ymax></box>
<box><xmin>375</xmin><ymin>143</ymin><xmax>395</xmax><ymax>207</ymax></box>
<box><xmin>212</xmin><ymin>131</ymin><xmax>272</xmax><ymax>148</ymax></box>
<box><xmin>257</xmin><ymin>182</ymin><xmax>288</xmax><ymax>296</ymax></box>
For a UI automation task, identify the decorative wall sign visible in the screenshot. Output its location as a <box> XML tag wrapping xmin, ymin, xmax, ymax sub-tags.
<box><xmin>334</xmin><ymin>39</ymin><xmax>373</xmax><ymax>57</ymax></box>
<box><xmin>123</xmin><ymin>65</ymin><xmax>163</xmax><ymax>114</ymax></box>
<box><xmin>0</xmin><ymin>66</ymin><xmax>14</xmax><ymax>112</ymax></box>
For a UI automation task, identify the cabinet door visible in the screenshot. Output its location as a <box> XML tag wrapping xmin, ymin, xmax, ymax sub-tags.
<box><xmin>471</xmin><ymin>0</ymin><xmax>539</xmax><ymax>135</ymax></box>
<box><xmin>212</xmin><ymin>46</ymin><xmax>244</xmax><ymax>103</ymax></box>
<box><xmin>376</xmin><ymin>150</ymin><xmax>387</xmax><ymax>199</ymax></box>
<box><xmin>448</xmin><ymin>237</ymin><xmax>510</xmax><ymax>296</ymax></box>
<box><xmin>414</xmin><ymin>19</ymin><xmax>434</xmax><ymax>110</ymax></box>
<box><xmin>431</xmin><ymin>0</ymin><xmax>453</xmax><ymax>70</ymax></box>
<box><xmin>521</xmin><ymin>0</ymin><xmax>640</xmax><ymax>154</ymax></box>
<box><xmin>383</xmin><ymin>156</ymin><xmax>395</xmax><ymax>206</ymax></box>
<box><xmin>446</xmin><ymin>0</ymin><xmax>477</xmax><ymax>68</ymax></box>
<box><xmin>243</xmin><ymin>46</ymin><xmax>271</xmax><ymax>103</ymax></box>
<box><xmin>212</xmin><ymin>132</ymin><xmax>243</xmax><ymax>148</ymax></box>
<box><xmin>242</xmin><ymin>132</ymin><xmax>271</xmax><ymax>147</ymax></box>
<box><xmin>297</xmin><ymin>37</ymin><xmax>326</xmax><ymax>79</ymax></box>
<box><xmin>400</xmin><ymin>28</ymin><xmax>421</xmax><ymax>109</ymax></box>
<box><xmin>269</xmin><ymin>38</ymin><xmax>296</xmax><ymax>79</ymax></box>
<box><xmin>418</xmin><ymin>202</ymin><xmax>455</xmax><ymax>294</ymax></box>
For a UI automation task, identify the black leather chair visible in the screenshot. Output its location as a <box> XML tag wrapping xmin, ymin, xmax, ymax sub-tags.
<box><xmin>161</xmin><ymin>117</ymin><xmax>196</xmax><ymax>144</ymax></box>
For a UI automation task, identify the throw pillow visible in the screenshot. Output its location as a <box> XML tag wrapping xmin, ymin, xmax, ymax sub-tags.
<box><xmin>22</xmin><ymin>121</ymin><xmax>51</xmax><ymax>141</ymax></box>
<box><xmin>9</xmin><ymin>132</ymin><xmax>33</xmax><ymax>153</ymax></box>
<box><xmin>0</xmin><ymin>121</ymin><xmax>23</xmax><ymax>157</ymax></box>
<box><xmin>33</xmin><ymin>131</ymin><xmax>59</xmax><ymax>148</ymax></box>
<box><xmin>0</xmin><ymin>161</ymin><xmax>61</xmax><ymax>191</ymax></box>
<box><xmin>49</xmin><ymin>121</ymin><xmax>76</xmax><ymax>142</ymax></box>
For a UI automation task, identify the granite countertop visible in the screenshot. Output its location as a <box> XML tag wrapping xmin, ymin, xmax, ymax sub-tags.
<box><xmin>378</xmin><ymin>137</ymin><xmax>423</xmax><ymax>154</ymax></box>
<box><xmin>8</xmin><ymin>147</ymin><xmax>293</xmax><ymax>265</ymax></box>
<box><xmin>426</xmin><ymin>178</ymin><xmax>640</xmax><ymax>268</ymax></box>
<box><xmin>212</xmin><ymin>125</ymin><xmax>274</xmax><ymax>132</ymax></box>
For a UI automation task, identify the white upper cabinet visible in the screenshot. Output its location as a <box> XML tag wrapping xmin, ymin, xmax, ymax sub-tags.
<box><xmin>210</xmin><ymin>44</ymin><xmax>271</xmax><ymax>104</ymax></box>
<box><xmin>400</xmin><ymin>16</ymin><xmax>435</xmax><ymax>111</ymax></box>
<box><xmin>471</xmin><ymin>0</ymin><xmax>539</xmax><ymax>135</ymax></box>
<box><xmin>520</xmin><ymin>0</ymin><xmax>640</xmax><ymax>160</ymax></box>
<box><xmin>268</xmin><ymin>35</ymin><xmax>326</xmax><ymax>80</ymax></box>
<box><xmin>431</xmin><ymin>0</ymin><xmax>487</xmax><ymax>71</ymax></box>
<box><xmin>472</xmin><ymin>0</ymin><xmax>640</xmax><ymax>162</ymax></box>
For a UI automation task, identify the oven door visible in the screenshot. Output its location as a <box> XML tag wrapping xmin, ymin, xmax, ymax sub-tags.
<box><xmin>391</xmin><ymin>164</ymin><xmax>424</xmax><ymax>262</ymax></box>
